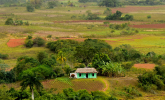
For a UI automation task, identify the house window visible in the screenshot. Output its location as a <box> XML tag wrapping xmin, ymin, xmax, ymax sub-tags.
<box><xmin>79</xmin><ymin>73</ymin><xmax>81</xmax><ymax>77</ymax></box>
<box><xmin>92</xmin><ymin>73</ymin><xmax>94</xmax><ymax>76</ymax></box>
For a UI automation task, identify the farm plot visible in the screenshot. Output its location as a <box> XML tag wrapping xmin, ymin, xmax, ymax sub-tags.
<box><xmin>130</xmin><ymin>24</ymin><xmax>165</xmax><ymax>29</ymax></box>
<box><xmin>7</xmin><ymin>39</ymin><xmax>25</xmax><ymax>47</ymax></box>
<box><xmin>134</xmin><ymin>64</ymin><xmax>155</xmax><ymax>70</ymax></box>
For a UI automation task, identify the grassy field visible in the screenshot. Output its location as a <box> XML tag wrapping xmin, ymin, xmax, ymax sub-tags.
<box><xmin>1</xmin><ymin>3</ymin><xmax>165</xmax><ymax>99</ymax></box>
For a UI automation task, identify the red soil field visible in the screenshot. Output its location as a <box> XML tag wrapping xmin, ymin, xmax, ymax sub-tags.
<box><xmin>134</xmin><ymin>64</ymin><xmax>155</xmax><ymax>70</ymax></box>
<box><xmin>7</xmin><ymin>39</ymin><xmax>25</xmax><ymax>47</ymax></box>
<box><xmin>130</xmin><ymin>24</ymin><xmax>165</xmax><ymax>28</ymax></box>
<box><xmin>111</xmin><ymin>6</ymin><xmax>159</xmax><ymax>13</ymax></box>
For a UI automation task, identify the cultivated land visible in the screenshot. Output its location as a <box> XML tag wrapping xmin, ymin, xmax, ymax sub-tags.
<box><xmin>1</xmin><ymin>2</ymin><xmax>165</xmax><ymax>99</ymax></box>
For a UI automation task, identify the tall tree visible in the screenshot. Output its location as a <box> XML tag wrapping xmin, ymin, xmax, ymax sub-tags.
<box><xmin>57</xmin><ymin>51</ymin><xmax>66</xmax><ymax>65</ymax></box>
<box><xmin>74</xmin><ymin>39</ymin><xmax>112</xmax><ymax>66</ymax></box>
<box><xmin>20</xmin><ymin>69</ymin><xmax>43</xmax><ymax>100</ymax></box>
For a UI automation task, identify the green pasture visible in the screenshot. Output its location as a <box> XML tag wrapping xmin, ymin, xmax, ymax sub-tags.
<box><xmin>103</xmin><ymin>35</ymin><xmax>165</xmax><ymax>55</ymax></box>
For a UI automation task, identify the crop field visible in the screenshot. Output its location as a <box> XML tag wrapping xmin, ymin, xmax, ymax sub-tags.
<box><xmin>1</xmin><ymin>1</ymin><xmax>165</xmax><ymax>99</ymax></box>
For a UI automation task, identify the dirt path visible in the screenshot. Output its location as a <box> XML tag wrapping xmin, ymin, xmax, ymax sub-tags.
<box><xmin>98</xmin><ymin>77</ymin><xmax>109</xmax><ymax>92</ymax></box>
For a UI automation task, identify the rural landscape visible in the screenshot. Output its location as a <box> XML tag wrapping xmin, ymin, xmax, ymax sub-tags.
<box><xmin>1</xmin><ymin>0</ymin><xmax>165</xmax><ymax>100</ymax></box>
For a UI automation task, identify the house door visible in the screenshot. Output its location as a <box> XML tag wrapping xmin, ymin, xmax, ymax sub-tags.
<box><xmin>86</xmin><ymin>74</ymin><xmax>88</xmax><ymax>78</ymax></box>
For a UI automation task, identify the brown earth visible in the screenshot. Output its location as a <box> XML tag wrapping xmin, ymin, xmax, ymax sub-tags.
<box><xmin>7</xmin><ymin>39</ymin><xmax>25</xmax><ymax>47</ymax></box>
<box><xmin>130</xmin><ymin>24</ymin><xmax>165</xmax><ymax>28</ymax></box>
<box><xmin>134</xmin><ymin>64</ymin><xmax>155</xmax><ymax>70</ymax></box>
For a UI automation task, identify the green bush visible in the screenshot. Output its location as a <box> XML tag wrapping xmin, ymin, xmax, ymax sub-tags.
<box><xmin>33</xmin><ymin>37</ymin><xmax>45</xmax><ymax>47</ymax></box>
<box><xmin>37</xmin><ymin>51</ymin><xmax>48</xmax><ymax>63</ymax></box>
<box><xmin>147</xmin><ymin>15</ymin><xmax>151</xmax><ymax>19</ymax></box>
<box><xmin>25</xmin><ymin>39</ymin><xmax>33</xmax><ymax>48</ymax></box>
<box><xmin>47</xmin><ymin>35</ymin><xmax>52</xmax><ymax>38</ymax></box>
<box><xmin>27</xmin><ymin>35</ymin><xmax>32</xmax><ymax>39</ymax></box>
<box><xmin>14</xmin><ymin>20</ymin><xmax>23</xmax><ymax>25</ymax></box>
<box><xmin>124</xmin><ymin>86</ymin><xmax>142</xmax><ymax>97</ymax></box>
<box><xmin>71</xmin><ymin>15</ymin><xmax>76</xmax><ymax>19</ymax></box>
<box><xmin>103</xmin><ymin>21</ymin><xmax>110</xmax><ymax>25</ymax></box>
<box><xmin>26</xmin><ymin>4</ymin><xmax>34</xmax><ymax>12</ymax></box>
<box><xmin>24</xmin><ymin>21</ymin><xmax>29</xmax><ymax>26</ymax></box>
<box><xmin>138</xmin><ymin>71</ymin><xmax>164</xmax><ymax>90</ymax></box>
<box><xmin>5</xmin><ymin>18</ymin><xmax>14</xmax><ymax>25</ymax></box>
<box><xmin>121</xmin><ymin>62</ymin><xmax>134</xmax><ymax>70</ymax></box>
<box><xmin>48</xmin><ymin>1</ymin><xmax>58</xmax><ymax>9</ymax></box>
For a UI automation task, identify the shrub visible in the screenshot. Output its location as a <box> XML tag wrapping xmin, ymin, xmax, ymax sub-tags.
<box><xmin>71</xmin><ymin>15</ymin><xmax>76</xmax><ymax>19</ymax></box>
<box><xmin>121</xmin><ymin>14</ymin><xmax>134</xmax><ymax>21</ymax></box>
<box><xmin>48</xmin><ymin>1</ymin><xmax>58</xmax><ymax>9</ymax></box>
<box><xmin>25</xmin><ymin>39</ymin><xmax>33</xmax><ymax>48</ymax></box>
<box><xmin>24</xmin><ymin>21</ymin><xmax>29</xmax><ymax>26</ymax></box>
<box><xmin>37</xmin><ymin>51</ymin><xmax>48</xmax><ymax>63</ymax></box>
<box><xmin>5</xmin><ymin>18</ymin><xmax>14</xmax><ymax>25</ymax></box>
<box><xmin>26</xmin><ymin>4</ymin><xmax>34</xmax><ymax>12</ymax></box>
<box><xmin>121</xmin><ymin>62</ymin><xmax>134</xmax><ymax>70</ymax></box>
<box><xmin>103</xmin><ymin>8</ymin><xmax>112</xmax><ymax>16</ymax></box>
<box><xmin>53</xmin><ymin>66</ymin><xmax>64</xmax><ymax>77</ymax></box>
<box><xmin>123</xmin><ymin>86</ymin><xmax>142</xmax><ymax>97</ymax></box>
<box><xmin>47</xmin><ymin>35</ymin><xmax>52</xmax><ymax>38</ymax></box>
<box><xmin>147</xmin><ymin>15</ymin><xmax>151</xmax><ymax>19</ymax></box>
<box><xmin>27</xmin><ymin>35</ymin><xmax>32</xmax><ymax>39</ymax></box>
<box><xmin>14</xmin><ymin>20</ymin><xmax>23</xmax><ymax>25</ymax></box>
<box><xmin>138</xmin><ymin>71</ymin><xmax>164</xmax><ymax>90</ymax></box>
<box><xmin>33</xmin><ymin>37</ymin><xmax>45</xmax><ymax>47</ymax></box>
<box><xmin>103</xmin><ymin>21</ymin><xmax>110</xmax><ymax>25</ymax></box>
<box><xmin>64</xmin><ymin>65</ymin><xmax>72</xmax><ymax>76</ymax></box>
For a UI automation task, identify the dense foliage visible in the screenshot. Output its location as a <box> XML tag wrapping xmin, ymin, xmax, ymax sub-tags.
<box><xmin>98</xmin><ymin>0</ymin><xmax>122</xmax><ymax>7</ymax></box>
<box><xmin>0</xmin><ymin>87</ymin><xmax>118</xmax><ymax>100</ymax></box>
<box><xmin>25</xmin><ymin>36</ymin><xmax>45</xmax><ymax>48</ymax></box>
<box><xmin>26</xmin><ymin>4</ymin><xmax>35</xmax><ymax>12</ymax></box>
<box><xmin>105</xmin><ymin>11</ymin><xmax>133</xmax><ymax>21</ymax></box>
<box><xmin>74</xmin><ymin>39</ymin><xmax>112</xmax><ymax>66</ymax></box>
<box><xmin>138</xmin><ymin>65</ymin><xmax>165</xmax><ymax>92</ymax></box>
<box><xmin>5</xmin><ymin>18</ymin><xmax>30</xmax><ymax>26</ymax></box>
<box><xmin>47</xmin><ymin>1</ymin><xmax>58</xmax><ymax>8</ymax></box>
<box><xmin>123</xmin><ymin>0</ymin><xmax>164</xmax><ymax>5</ymax></box>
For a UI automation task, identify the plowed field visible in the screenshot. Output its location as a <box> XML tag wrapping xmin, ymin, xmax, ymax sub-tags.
<box><xmin>134</xmin><ymin>64</ymin><xmax>155</xmax><ymax>70</ymax></box>
<box><xmin>7</xmin><ymin>39</ymin><xmax>25</xmax><ymax>47</ymax></box>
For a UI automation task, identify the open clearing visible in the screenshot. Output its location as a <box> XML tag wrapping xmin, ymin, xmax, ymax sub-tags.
<box><xmin>134</xmin><ymin>64</ymin><xmax>155</xmax><ymax>70</ymax></box>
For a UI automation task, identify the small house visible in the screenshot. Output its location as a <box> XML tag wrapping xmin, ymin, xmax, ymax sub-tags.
<box><xmin>70</xmin><ymin>68</ymin><xmax>98</xmax><ymax>78</ymax></box>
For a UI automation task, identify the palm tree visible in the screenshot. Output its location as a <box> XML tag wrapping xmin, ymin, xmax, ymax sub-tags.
<box><xmin>57</xmin><ymin>51</ymin><xmax>66</xmax><ymax>66</ymax></box>
<box><xmin>102</xmin><ymin>62</ymin><xmax>125</xmax><ymax>77</ymax></box>
<box><xmin>20</xmin><ymin>70</ymin><xmax>43</xmax><ymax>100</ymax></box>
